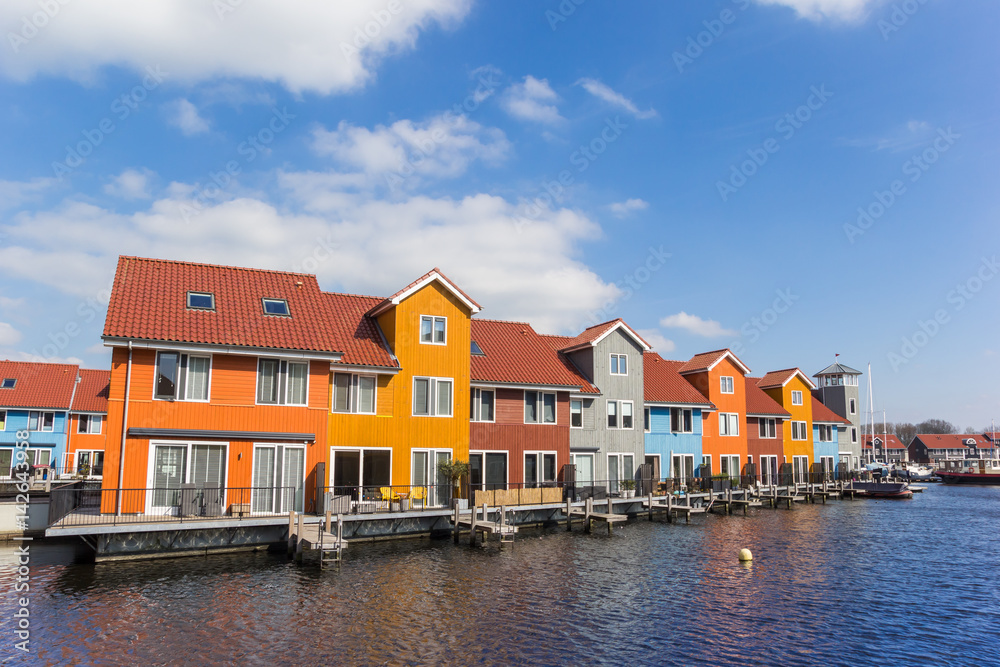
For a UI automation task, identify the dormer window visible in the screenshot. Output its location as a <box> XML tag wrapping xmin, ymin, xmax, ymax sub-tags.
<box><xmin>187</xmin><ymin>291</ymin><xmax>215</xmax><ymax>310</ymax></box>
<box><xmin>1</xmin><ymin>378</ymin><xmax>15</xmax><ymax>389</ymax></box>
<box><xmin>420</xmin><ymin>316</ymin><xmax>446</xmax><ymax>345</ymax></box>
<box><xmin>262</xmin><ymin>298</ymin><xmax>290</xmax><ymax>316</ymax></box>
<box><xmin>610</xmin><ymin>353</ymin><xmax>628</xmax><ymax>375</ymax></box>
<box><xmin>720</xmin><ymin>376</ymin><xmax>734</xmax><ymax>394</ymax></box>
<box><xmin>791</xmin><ymin>390</ymin><xmax>803</xmax><ymax>405</ymax></box>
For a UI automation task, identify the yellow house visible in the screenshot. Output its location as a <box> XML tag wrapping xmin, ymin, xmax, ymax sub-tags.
<box><xmin>757</xmin><ymin>368</ymin><xmax>817</xmax><ymax>483</ymax></box>
<box><xmin>325</xmin><ymin>269</ymin><xmax>479</xmax><ymax>505</ymax></box>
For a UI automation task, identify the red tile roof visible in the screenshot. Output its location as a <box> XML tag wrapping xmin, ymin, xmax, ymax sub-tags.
<box><xmin>554</xmin><ymin>318</ymin><xmax>651</xmax><ymax>352</ymax></box>
<box><xmin>678</xmin><ymin>348</ymin><xmax>751</xmax><ymax>375</ymax></box>
<box><xmin>103</xmin><ymin>256</ymin><xmax>397</xmax><ymax>367</ymax></box>
<box><xmin>911</xmin><ymin>433</ymin><xmax>994</xmax><ymax>450</ymax></box>
<box><xmin>745</xmin><ymin>378</ymin><xmax>790</xmax><ymax>417</ymax></box>
<box><xmin>811</xmin><ymin>396</ymin><xmax>850</xmax><ymax>424</ymax></box>
<box><xmin>369</xmin><ymin>267</ymin><xmax>481</xmax><ymax>316</ymax></box>
<box><xmin>758</xmin><ymin>368</ymin><xmax>816</xmax><ymax>390</ymax></box>
<box><xmin>71</xmin><ymin>369</ymin><xmax>111</xmax><ymax>414</ymax></box>
<box><xmin>861</xmin><ymin>433</ymin><xmax>908</xmax><ymax>450</ymax></box>
<box><xmin>472</xmin><ymin>320</ymin><xmax>597</xmax><ymax>392</ymax></box>
<box><xmin>0</xmin><ymin>360</ymin><xmax>79</xmax><ymax>410</ymax></box>
<box><xmin>644</xmin><ymin>353</ymin><xmax>714</xmax><ymax>406</ymax></box>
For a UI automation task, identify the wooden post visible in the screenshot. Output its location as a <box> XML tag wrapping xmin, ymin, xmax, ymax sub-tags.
<box><xmin>469</xmin><ymin>503</ymin><xmax>478</xmax><ymax>546</ymax></box>
<box><xmin>566</xmin><ymin>498</ymin><xmax>572</xmax><ymax>531</ymax></box>
<box><xmin>648</xmin><ymin>493</ymin><xmax>654</xmax><ymax>521</ymax></box>
<box><xmin>607</xmin><ymin>495</ymin><xmax>614</xmax><ymax>516</ymax></box>
<box><xmin>726</xmin><ymin>488</ymin><xmax>732</xmax><ymax>515</ymax></box>
<box><xmin>287</xmin><ymin>511</ymin><xmax>295</xmax><ymax>555</ymax></box>
<box><xmin>585</xmin><ymin>497</ymin><xmax>593</xmax><ymax>533</ymax></box>
<box><xmin>325</xmin><ymin>509</ymin><xmax>332</xmax><ymax>534</ymax></box>
<box><xmin>453</xmin><ymin>504</ymin><xmax>461</xmax><ymax>543</ymax></box>
<box><xmin>666</xmin><ymin>494</ymin><xmax>673</xmax><ymax>524</ymax></box>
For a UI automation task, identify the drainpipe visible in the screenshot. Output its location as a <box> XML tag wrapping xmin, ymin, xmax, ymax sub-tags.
<box><xmin>116</xmin><ymin>341</ymin><xmax>133</xmax><ymax>515</ymax></box>
<box><xmin>66</xmin><ymin>371</ymin><xmax>81</xmax><ymax>473</ymax></box>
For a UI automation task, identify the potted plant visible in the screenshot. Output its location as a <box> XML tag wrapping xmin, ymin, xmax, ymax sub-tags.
<box><xmin>76</xmin><ymin>462</ymin><xmax>91</xmax><ymax>479</ymax></box>
<box><xmin>437</xmin><ymin>458</ymin><xmax>471</xmax><ymax>509</ymax></box>
<box><xmin>620</xmin><ymin>478</ymin><xmax>636</xmax><ymax>498</ymax></box>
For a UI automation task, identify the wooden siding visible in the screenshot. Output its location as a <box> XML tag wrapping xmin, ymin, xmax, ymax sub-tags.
<box><xmin>763</xmin><ymin>375</ymin><xmax>814</xmax><ymax>467</ymax></box>
<box><xmin>689</xmin><ymin>356</ymin><xmax>749</xmax><ymax>470</ymax></box>
<box><xmin>746</xmin><ymin>416</ymin><xmax>784</xmax><ymax>461</ymax></box>
<box><xmin>66</xmin><ymin>414</ymin><xmax>107</xmax><ymax>456</ymax></box>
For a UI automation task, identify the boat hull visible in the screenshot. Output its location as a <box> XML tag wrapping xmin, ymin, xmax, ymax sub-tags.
<box><xmin>936</xmin><ymin>471</ymin><xmax>1000</xmax><ymax>485</ymax></box>
<box><xmin>851</xmin><ymin>481</ymin><xmax>913</xmax><ymax>499</ymax></box>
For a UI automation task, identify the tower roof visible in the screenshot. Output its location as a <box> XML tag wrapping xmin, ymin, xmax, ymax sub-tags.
<box><xmin>813</xmin><ymin>362</ymin><xmax>862</xmax><ymax>377</ymax></box>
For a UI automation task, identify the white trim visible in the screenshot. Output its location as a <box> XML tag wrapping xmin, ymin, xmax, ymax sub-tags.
<box><xmin>524</xmin><ymin>390</ymin><xmax>557</xmax><ymax>425</ymax></box>
<box><xmin>764</xmin><ymin>369</ymin><xmax>817</xmax><ymax>391</ymax></box>
<box><xmin>719</xmin><ymin>412</ymin><xmax>740</xmax><ymax>437</ymax></box>
<box><xmin>606</xmin><ymin>399</ymin><xmax>634</xmax><ymax>430</ymax></box>
<box><xmin>412</xmin><ymin>376</ymin><xmax>454</xmax><ymax>417</ymax></box>
<box><xmin>791</xmin><ymin>420</ymin><xmax>809</xmax><ymax>441</ymax></box>
<box><xmin>609</xmin><ymin>353</ymin><xmax>628</xmax><ymax>376</ymax></box>
<box><xmin>373</xmin><ymin>271</ymin><xmax>481</xmax><ymax>315</ymax></box>
<box><xmin>102</xmin><ymin>337</ymin><xmax>343</xmax><ymax>362</ymax></box>
<box><xmin>523</xmin><ymin>450</ymin><xmax>558</xmax><ymax>485</ymax></box>
<box><xmin>791</xmin><ymin>390</ymin><xmax>803</xmax><ymax>406</ymax></box>
<box><xmin>468</xmin><ymin>450</ymin><xmax>509</xmax><ymax>491</ymax></box>
<box><xmin>644</xmin><ymin>406</ymin><xmax>651</xmax><ymax>433</ymax></box>
<box><xmin>331</xmin><ymin>371</ymin><xmax>378</xmax><ymax>415</ymax></box>
<box><xmin>77</xmin><ymin>413</ymin><xmax>103</xmax><ymax>435</ymax></box>
<box><xmin>720</xmin><ymin>376</ymin><xmax>734</xmax><ymax>394</ymax></box>
<box><xmin>570</xmin><ymin>398</ymin><xmax>583</xmax><ymax>429</ymax></box>
<box><xmin>330</xmin><ymin>363</ymin><xmax>399</xmax><ymax>375</ymax></box>
<box><xmin>680</xmin><ymin>349</ymin><xmax>751</xmax><ymax>376</ymax></box>
<box><xmin>644</xmin><ymin>401</ymin><xmax>711</xmax><ymax>409</ymax></box>
<box><xmin>261</xmin><ymin>297</ymin><xmax>291</xmax><ymax>317</ymax></box>
<box><xmin>328</xmin><ymin>445</ymin><xmax>394</xmax><ymax>488</ymax></box>
<box><xmin>472</xmin><ymin>381</ymin><xmax>580</xmax><ymax>392</ymax></box>
<box><xmin>419</xmin><ymin>314</ymin><xmax>448</xmax><ymax>346</ymax></box>
<box><xmin>561</xmin><ymin>320</ymin><xmax>651</xmax><ymax>352</ymax></box>
<box><xmin>758</xmin><ymin>417</ymin><xmax>777</xmax><ymax>439</ymax></box>
<box><xmin>250</xmin><ymin>442</ymin><xmax>307</xmax><ymax>514</ymax></box>
<box><xmin>470</xmin><ymin>387</ymin><xmax>496</xmax><ymax>423</ymax></box>
<box><xmin>145</xmin><ymin>439</ymin><xmax>230</xmax><ymax>515</ymax></box>
<box><xmin>254</xmin><ymin>357</ymin><xmax>311</xmax><ymax>407</ymax></box>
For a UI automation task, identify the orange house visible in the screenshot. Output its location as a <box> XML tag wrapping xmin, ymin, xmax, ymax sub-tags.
<box><xmin>678</xmin><ymin>349</ymin><xmax>751</xmax><ymax>478</ymax></box>
<box><xmin>326</xmin><ymin>269</ymin><xmax>480</xmax><ymax>506</ymax></box>
<box><xmin>65</xmin><ymin>369</ymin><xmax>110</xmax><ymax>478</ymax></box>
<box><xmin>101</xmin><ymin>256</ymin><xmax>340</xmax><ymax>515</ymax></box>
<box><xmin>757</xmin><ymin>368</ymin><xmax>817</xmax><ymax>483</ymax></box>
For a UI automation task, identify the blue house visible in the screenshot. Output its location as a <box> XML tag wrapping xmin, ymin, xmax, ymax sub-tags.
<box><xmin>811</xmin><ymin>395</ymin><xmax>848</xmax><ymax>477</ymax></box>
<box><xmin>642</xmin><ymin>352</ymin><xmax>714</xmax><ymax>483</ymax></box>
<box><xmin>0</xmin><ymin>361</ymin><xmax>81</xmax><ymax>478</ymax></box>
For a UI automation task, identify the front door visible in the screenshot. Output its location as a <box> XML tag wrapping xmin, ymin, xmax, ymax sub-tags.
<box><xmin>151</xmin><ymin>445</ymin><xmax>186</xmax><ymax>514</ymax></box>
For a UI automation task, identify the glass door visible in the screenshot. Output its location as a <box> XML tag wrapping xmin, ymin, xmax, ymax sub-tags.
<box><xmin>252</xmin><ymin>446</ymin><xmax>276</xmax><ymax>513</ymax></box>
<box><xmin>282</xmin><ymin>447</ymin><xmax>305</xmax><ymax>513</ymax></box>
<box><xmin>608</xmin><ymin>455</ymin><xmax>620</xmax><ymax>494</ymax></box>
<box><xmin>151</xmin><ymin>445</ymin><xmax>187</xmax><ymax>513</ymax></box>
<box><xmin>433</xmin><ymin>451</ymin><xmax>451</xmax><ymax>507</ymax></box>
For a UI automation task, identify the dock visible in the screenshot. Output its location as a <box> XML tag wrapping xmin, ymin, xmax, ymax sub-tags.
<box><xmin>566</xmin><ymin>496</ymin><xmax>628</xmax><ymax>534</ymax></box>
<box><xmin>288</xmin><ymin>510</ymin><xmax>348</xmax><ymax>567</ymax></box>
<box><xmin>453</xmin><ymin>503</ymin><xmax>518</xmax><ymax>546</ymax></box>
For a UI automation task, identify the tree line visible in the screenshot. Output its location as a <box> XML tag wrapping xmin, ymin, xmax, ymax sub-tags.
<box><xmin>862</xmin><ymin>419</ymin><xmax>999</xmax><ymax>445</ymax></box>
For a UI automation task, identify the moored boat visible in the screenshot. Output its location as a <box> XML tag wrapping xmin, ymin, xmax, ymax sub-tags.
<box><xmin>936</xmin><ymin>469</ymin><xmax>1000</xmax><ymax>485</ymax></box>
<box><xmin>851</xmin><ymin>481</ymin><xmax>913</xmax><ymax>499</ymax></box>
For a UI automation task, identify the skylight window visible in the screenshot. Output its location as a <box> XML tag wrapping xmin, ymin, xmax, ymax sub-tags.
<box><xmin>262</xmin><ymin>298</ymin><xmax>290</xmax><ymax>316</ymax></box>
<box><xmin>1</xmin><ymin>378</ymin><xmax>15</xmax><ymax>389</ymax></box>
<box><xmin>471</xmin><ymin>340</ymin><xmax>485</xmax><ymax>356</ymax></box>
<box><xmin>187</xmin><ymin>291</ymin><xmax>215</xmax><ymax>310</ymax></box>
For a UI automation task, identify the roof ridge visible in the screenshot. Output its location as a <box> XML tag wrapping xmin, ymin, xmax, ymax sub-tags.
<box><xmin>473</xmin><ymin>318</ymin><xmax>533</xmax><ymax>326</ymax></box>
<box><xmin>120</xmin><ymin>255</ymin><xmax>319</xmax><ymax>279</ymax></box>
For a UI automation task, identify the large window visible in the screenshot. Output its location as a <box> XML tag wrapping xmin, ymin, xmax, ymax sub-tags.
<box><xmin>332</xmin><ymin>373</ymin><xmax>376</xmax><ymax>414</ymax></box>
<box><xmin>525</xmin><ymin>452</ymin><xmax>557</xmax><ymax>487</ymax></box>
<box><xmin>28</xmin><ymin>412</ymin><xmax>54</xmax><ymax>432</ymax></box>
<box><xmin>719</xmin><ymin>412</ymin><xmax>740</xmax><ymax>437</ymax></box>
<box><xmin>78</xmin><ymin>414</ymin><xmax>102</xmax><ymax>434</ymax></box>
<box><xmin>525</xmin><ymin>391</ymin><xmax>556</xmax><ymax>424</ymax></box>
<box><xmin>720</xmin><ymin>455</ymin><xmax>740</xmax><ymax>478</ymax></box>
<box><xmin>792</xmin><ymin>455</ymin><xmax>809</xmax><ymax>483</ymax></box>
<box><xmin>149</xmin><ymin>442</ymin><xmax>227</xmax><ymax>513</ymax></box>
<box><xmin>155</xmin><ymin>352</ymin><xmax>211</xmax><ymax>401</ymax></box>
<box><xmin>470</xmin><ymin>388</ymin><xmax>495</xmax><ymax>422</ymax></box>
<box><xmin>413</xmin><ymin>377</ymin><xmax>453</xmax><ymax>417</ymax></box>
<box><xmin>672</xmin><ymin>454</ymin><xmax>695</xmax><ymax>482</ymax></box>
<box><xmin>252</xmin><ymin>444</ymin><xmax>305</xmax><ymax>514</ymax></box>
<box><xmin>791</xmin><ymin>421</ymin><xmax>808</xmax><ymax>440</ymax></box>
<box><xmin>257</xmin><ymin>358</ymin><xmax>309</xmax><ymax>406</ymax></box>
<box><xmin>75</xmin><ymin>450</ymin><xmax>104</xmax><ymax>477</ymax></box>
<box><xmin>671</xmin><ymin>408</ymin><xmax>693</xmax><ymax>433</ymax></box>
<box><xmin>608</xmin><ymin>453</ymin><xmax>635</xmax><ymax>494</ymax></box>
<box><xmin>570</xmin><ymin>400</ymin><xmax>583</xmax><ymax>428</ymax></box>
<box><xmin>720</xmin><ymin>376</ymin><xmax>734</xmax><ymax>394</ymax></box>
<box><xmin>470</xmin><ymin>452</ymin><xmax>507</xmax><ymax>491</ymax></box>
<box><xmin>760</xmin><ymin>455</ymin><xmax>778</xmax><ymax>485</ymax></box>
<box><xmin>791</xmin><ymin>390</ymin><xmax>803</xmax><ymax>405</ymax></box>
<box><xmin>610</xmin><ymin>353</ymin><xmax>628</xmax><ymax>375</ymax></box>
<box><xmin>758</xmin><ymin>417</ymin><xmax>777</xmax><ymax>439</ymax></box>
<box><xmin>420</xmin><ymin>315</ymin><xmax>447</xmax><ymax>345</ymax></box>
<box><xmin>817</xmin><ymin>424</ymin><xmax>834</xmax><ymax>442</ymax></box>
<box><xmin>607</xmin><ymin>400</ymin><xmax>633</xmax><ymax>429</ymax></box>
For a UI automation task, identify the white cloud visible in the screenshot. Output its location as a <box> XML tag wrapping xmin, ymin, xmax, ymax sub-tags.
<box><xmin>659</xmin><ymin>311</ymin><xmax>737</xmax><ymax>337</ymax></box>
<box><xmin>0</xmin><ymin>1</ymin><xmax>471</xmax><ymax>94</ymax></box>
<box><xmin>502</xmin><ymin>76</ymin><xmax>563</xmax><ymax>124</ymax></box>
<box><xmin>0</xmin><ymin>177</ymin><xmax>55</xmax><ymax>211</ymax></box>
<box><xmin>104</xmin><ymin>168</ymin><xmax>154</xmax><ymax>200</ymax></box>
<box><xmin>755</xmin><ymin>0</ymin><xmax>883</xmax><ymax>21</ymax></box>
<box><xmin>608</xmin><ymin>198</ymin><xmax>649</xmax><ymax>218</ymax></box>
<box><xmin>166</xmin><ymin>98</ymin><xmax>210</xmax><ymax>136</ymax></box>
<box><xmin>577</xmin><ymin>78</ymin><xmax>657</xmax><ymax>119</ymax></box>
<box><xmin>311</xmin><ymin>114</ymin><xmax>510</xmax><ymax>185</ymax></box>
<box><xmin>85</xmin><ymin>343</ymin><xmax>109</xmax><ymax>355</ymax></box>
<box><xmin>0</xmin><ymin>322</ymin><xmax>21</xmax><ymax>346</ymax></box>
<box><xmin>14</xmin><ymin>351</ymin><xmax>84</xmax><ymax>365</ymax></box>
<box><xmin>0</xmin><ymin>176</ymin><xmax>621</xmax><ymax>335</ymax></box>
<box><xmin>637</xmin><ymin>329</ymin><xmax>676</xmax><ymax>354</ymax></box>
<box><xmin>0</xmin><ymin>297</ymin><xmax>24</xmax><ymax>309</ymax></box>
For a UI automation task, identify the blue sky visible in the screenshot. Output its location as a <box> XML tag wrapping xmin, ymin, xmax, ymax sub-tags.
<box><xmin>0</xmin><ymin>0</ymin><xmax>997</xmax><ymax>428</ymax></box>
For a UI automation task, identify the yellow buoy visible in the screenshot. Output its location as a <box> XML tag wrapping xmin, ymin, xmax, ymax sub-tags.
<box><xmin>739</xmin><ymin>548</ymin><xmax>753</xmax><ymax>562</ymax></box>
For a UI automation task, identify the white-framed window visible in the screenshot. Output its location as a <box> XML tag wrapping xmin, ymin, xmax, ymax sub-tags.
<box><xmin>791</xmin><ymin>421</ymin><xmax>808</xmax><ymax>440</ymax></box>
<box><xmin>147</xmin><ymin>441</ymin><xmax>228</xmax><ymax>514</ymax></box>
<box><xmin>644</xmin><ymin>407</ymin><xmax>651</xmax><ymax>433</ymax></box>
<box><xmin>851</xmin><ymin>427</ymin><xmax>858</xmax><ymax>443</ymax></box>
<box><xmin>420</xmin><ymin>315</ymin><xmax>447</xmax><ymax>345</ymax></box>
<box><xmin>78</xmin><ymin>414</ymin><xmax>103</xmax><ymax>434</ymax></box>
<box><xmin>470</xmin><ymin>388</ymin><xmax>495</xmax><ymax>422</ymax></box>
<box><xmin>74</xmin><ymin>450</ymin><xmax>104</xmax><ymax>477</ymax></box>
<box><xmin>252</xmin><ymin>443</ymin><xmax>306</xmax><ymax>514</ymax></box>
<box><xmin>570</xmin><ymin>399</ymin><xmax>583</xmax><ymax>428</ymax></box>
<box><xmin>849</xmin><ymin>398</ymin><xmax>856</xmax><ymax>415</ymax></box>
<box><xmin>257</xmin><ymin>358</ymin><xmax>309</xmax><ymax>406</ymax></box>
<box><xmin>607</xmin><ymin>400</ymin><xmax>633</xmax><ymax>429</ymax></box>
<box><xmin>701</xmin><ymin>455</ymin><xmax>712</xmax><ymax>475</ymax></box>
<box><xmin>413</xmin><ymin>377</ymin><xmax>453</xmax><ymax>417</ymax></box>
<box><xmin>719</xmin><ymin>412</ymin><xmax>740</xmax><ymax>437</ymax></box>
<box><xmin>607</xmin><ymin>453</ymin><xmax>635</xmax><ymax>494</ymax></box>
<box><xmin>720</xmin><ymin>455</ymin><xmax>740</xmax><ymax>478</ymax></box>
<box><xmin>670</xmin><ymin>408</ymin><xmax>693</xmax><ymax>434</ymax></box>
<box><xmin>818</xmin><ymin>424</ymin><xmax>834</xmax><ymax>442</ymax></box>
<box><xmin>610</xmin><ymin>353</ymin><xmax>628</xmax><ymax>375</ymax></box>
<box><xmin>155</xmin><ymin>352</ymin><xmax>212</xmax><ymax>401</ymax></box>
<box><xmin>0</xmin><ymin>410</ymin><xmax>5</xmax><ymax>431</ymax></box>
<box><xmin>332</xmin><ymin>372</ymin><xmax>376</xmax><ymax>415</ymax></box>
<box><xmin>758</xmin><ymin>417</ymin><xmax>776</xmax><ymax>439</ymax></box>
<box><xmin>792</xmin><ymin>455</ymin><xmax>809</xmax><ymax>483</ymax></box>
<box><xmin>720</xmin><ymin>376</ymin><xmax>734</xmax><ymax>394</ymax></box>
<box><xmin>525</xmin><ymin>451</ymin><xmax>557</xmax><ymax>487</ymax></box>
<box><xmin>28</xmin><ymin>411</ymin><xmax>54</xmax><ymax>432</ymax></box>
<box><xmin>262</xmin><ymin>298</ymin><xmax>290</xmax><ymax>316</ymax></box>
<box><xmin>525</xmin><ymin>391</ymin><xmax>556</xmax><ymax>424</ymax></box>
<box><xmin>1</xmin><ymin>378</ymin><xmax>15</xmax><ymax>389</ymax></box>
<box><xmin>186</xmin><ymin>291</ymin><xmax>215</xmax><ymax>310</ymax></box>
<box><xmin>469</xmin><ymin>450</ymin><xmax>507</xmax><ymax>491</ymax></box>
<box><xmin>791</xmin><ymin>390</ymin><xmax>803</xmax><ymax>406</ymax></box>
<box><xmin>671</xmin><ymin>454</ymin><xmax>695</xmax><ymax>483</ymax></box>
<box><xmin>760</xmin><ymin>455</ymin><xmax>778</xmax><ymax>485</ymax></box>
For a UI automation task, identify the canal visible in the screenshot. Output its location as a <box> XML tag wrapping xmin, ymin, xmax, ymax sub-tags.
<box><xmin>2</xmin><ymin>483</ymin><xmax>998</xmax><ymax>665</ymax></box>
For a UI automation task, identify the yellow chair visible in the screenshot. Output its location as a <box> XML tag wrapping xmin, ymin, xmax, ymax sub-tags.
<box><xmin>409</xmin><ymin>487</ymin><xmax>425</xmax><ymax>506</ymax></box>
<box><xmin>380</xmin><ymin>486</ymin><xmax>398</xmax><ymax>503</ymax></box>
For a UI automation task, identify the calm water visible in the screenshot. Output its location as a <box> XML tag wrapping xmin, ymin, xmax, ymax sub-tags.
<box><xmin>2</xmin><ymin>484</ymin><xmax>999</xmax><ymax>666</ymax></box>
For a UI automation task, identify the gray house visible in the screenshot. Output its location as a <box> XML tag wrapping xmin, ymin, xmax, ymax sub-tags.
<box><xmin>812</xmin><ymin>362</ymin><xmax>862</xmax><ymax>470</ymax></box>
<box><xmin>543</xmin><ymin>319</ymin><xmax>650</xmax><ymax>492</ymax></box>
